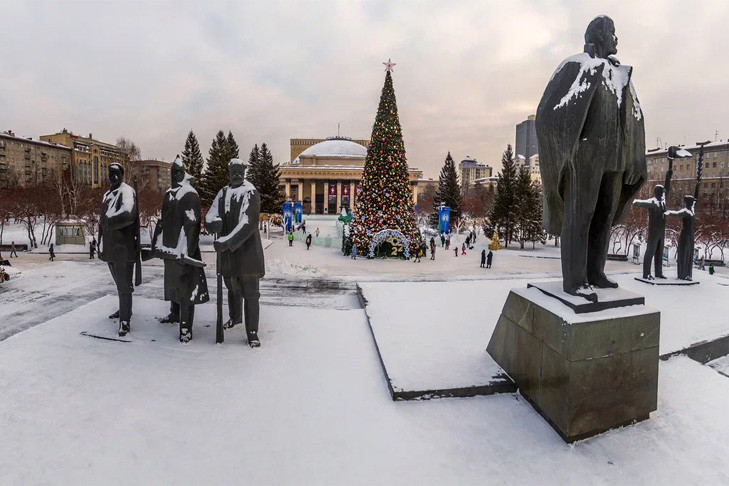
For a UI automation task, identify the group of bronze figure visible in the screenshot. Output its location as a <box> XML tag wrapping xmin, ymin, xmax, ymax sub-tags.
<box><xmin>97</xmin><ymin>157</ymin><xmax>264</xmax><ymax>345</ymax></box>
<box><xmin>633</xmin><ymin>146</ymin><xmax>700</xmax><ymax>282</ymax></box>
<box><xmin>536</xmin><ymin>15</ymin><xmax>701</xmax><ymax>301</ymax></box>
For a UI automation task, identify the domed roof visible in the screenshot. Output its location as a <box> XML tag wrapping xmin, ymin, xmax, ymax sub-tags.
<box><xmin>297</xmin><ymin>138</ymin><xmax>367</xmax><ymax>159</ymax></box>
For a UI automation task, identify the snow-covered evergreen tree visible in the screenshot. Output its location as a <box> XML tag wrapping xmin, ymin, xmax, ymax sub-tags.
<box><xmin>429</xmin><ymin>152</ymin><xmax>461</xmax><ymax>230</ymax></box>
<box><xmin>199</xmin><ymin>130</ymin><xmax>229</xmax><ymax>208</ymax></box>
<box><xmin>226</xmin><ymin>131</ymin><xmax>240</xmax><ymax>161</ymax></box>
<box><xmin>490</xmin><ymin>144</ymin><xmax>518</xmax><ymax>247</ymax></box>
<box><xmin>515</xmin><ymin>167</ymin><xmax>543</xmax><ymax>249</ymax></box>
<box><xmin>181</xmin><ymin>130</ymin><xmax>204</xmax><ymax>181</ymax></box>
<box><xmin>246</xmin><ymin>144</ymin><xmax>261</xmax><ymax>189</ymax></box>
<box><xmin>256</xmin><ymin>143</ymin><xmax>284</xmax><ymax>214</ymax></box>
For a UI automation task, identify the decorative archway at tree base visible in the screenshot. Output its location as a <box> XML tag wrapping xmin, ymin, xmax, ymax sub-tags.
<box><xmin>368</xmin><ymin>229</ymin><xmax>410</xmax><ymax>259</ymax></box>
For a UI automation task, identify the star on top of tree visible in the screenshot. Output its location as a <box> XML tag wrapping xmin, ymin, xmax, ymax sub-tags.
<box><xmin>383</xmin><ymin>58</ymin><xmax>396</xmax><ymax>72</ymax></box>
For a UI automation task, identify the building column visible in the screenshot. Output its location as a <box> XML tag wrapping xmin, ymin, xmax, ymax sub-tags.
<box><xmin>324</xmin><ymin>182</ymin><xmax>329</xmax><ymax>213</ymax></box>
<box><xmin>336</xmin><ymin>181</ymin><xmax>342</xmax><ymax>213</ymax></box>
<box><xmin>297</xmin><ymin>181</ymin><xmax>303</xmax><ymax>202</ymax></box>
<box><xmin>349</xmin><ymin>181</ymin><xmax>356</xmax><ymax>208</ymax></box>
<box><xmin>310</xmin><ymin>181</ymin><xmax>316</xmax><ymax>214</ymax></box>
<box><xmin>412</xmin><ymin>182</ymin><xmax>418</xmax><ymax>204</ymax></box>
<box><xmin>285</xmin><ymin>181</ymin><xmax>291</xmax><ymax>199</ymax></box>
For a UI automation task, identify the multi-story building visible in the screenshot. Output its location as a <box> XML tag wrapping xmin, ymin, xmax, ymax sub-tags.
<box><xmin>140</xmin><ymin>160</ymin><xmax>172</xmax><ymax>192</ymax></box>
<box><xmin>0</xmin><ymin>130</ymin><xmax>72</xmax><ymax>188</ymax></box>
<box><xmin>528</xmin><ymin>154</ymin><xmax>541</xmax><ymax>184</ymax></box>
<box><xmin>40</xmin><ymin>129</ymin><xmax>124</xmax><ymax>188</ymax></box>
<box><xmin>645</xmin><ymin>141</ymin><xmax>729</xmax><ymax>212</ymax></box>
<box><xmin>280</xmin><ymin>137</ymin><xmax>422</xmax><ymax>214</ymax></box>
<box><xmin>515</xmin><ymin>115</ymin><xmax>538</xmax><ymax>163</ymax></box>
<box><xmin>459</xmin><ymin>157</ymin><xmax>492</xmax><ymax>195</ymax></box>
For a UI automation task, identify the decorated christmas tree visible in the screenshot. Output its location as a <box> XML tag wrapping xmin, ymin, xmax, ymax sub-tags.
<box><xmin>350</xmin><ymin>60</ymin><xmax>419</xmax><ymax>257</ymax></box>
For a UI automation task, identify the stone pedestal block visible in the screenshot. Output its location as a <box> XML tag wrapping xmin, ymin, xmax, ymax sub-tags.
<box><xmin>487</xmin><ymin>286</ymin><xmax>660</xmax><ymax>442</ymax></box>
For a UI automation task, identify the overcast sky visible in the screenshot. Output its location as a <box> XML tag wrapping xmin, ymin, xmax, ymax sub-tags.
<box><xmin>1</xmin><ymin>0</ymin><xmax>728</xmax><ymax>178</ymax></box>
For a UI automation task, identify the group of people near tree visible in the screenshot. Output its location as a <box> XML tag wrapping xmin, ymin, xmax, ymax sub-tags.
<box><xmin>99</xmin><ymin>156</ymin><xmax>264</xmax><ymax>346</ymax></box>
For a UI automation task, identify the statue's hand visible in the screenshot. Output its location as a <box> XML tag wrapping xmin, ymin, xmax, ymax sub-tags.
<box><xmin>206</xmin><ymin>218</ymin><xmax>223</xmax><ymax>234</ymax></box>
<box><xmin>213</xmin><ymin>240</ymin><xmax>228</xmax><ymax>253</ymax></box>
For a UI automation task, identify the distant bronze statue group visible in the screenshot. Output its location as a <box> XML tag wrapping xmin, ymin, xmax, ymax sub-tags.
<box><xmin>536</xmin><ymin>15</ymin><xmax>702</xmax><ymax>302</ymax></box>
<box><xmin>98</xmin><ymin>156</ymin><xmax>264</xmax><ymax>345</ymax></box>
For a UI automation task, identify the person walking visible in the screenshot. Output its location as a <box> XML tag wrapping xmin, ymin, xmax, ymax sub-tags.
<box><xmin>351</xmin><ymin>243</ymin><xmax>357</xmax><ymax>260</ymax></box>
<box><xmin>288</xmin><ymin>231</ymin><xmax>294</xmax><ymax>247</ymax></box>
<box><xmin>430</xmin><ymin>239</ymin><xmax>436</xmax><ymax>260</ymax></box>
<box><xmin>709</xmin><ymin>264</ymin><xmax>715</xmax><ymax>275</ymax></box>
<box><xmin>10</xmin><ymin>241</ymin><xmax>18</xmax><ymax>258</ymax></box>
<box><xmin>89</xmin><ymin>239</ymin><xmax>97</xmax><ymax>259</ymax></box>
<box><xmin>306</xmin><ymin>233</ymin><xmax>312</xmax><ymax>250</ymax></box>
<box><xmin>301</xmin><ymin>222</ymin><xmax>306</xmax><ymax>234</ymax></box>
<box><xmin>446</xmin><ymin>236</ymin><xmax>450</xmax><ymax>250</ymax></box>
<box><xmin>454</xmin><ymin>247</ymin><xmax>458</xmax><ymax>257</ymax></box>
<box><xmin>481</xmin><ymin>249</ymin><xmax>486</xmax><ymax>268</ymax></box>
<box><xmin>440</xmin><ymin>233</ymin><xmax>445</xmax><ymax>248</ymax></box>
<box><xmin>315</xmin><ymin>227</ymin><xmax>320</xmax><ymax>238</ymax></box>
<box><xmin>466</xmin><ymin>234</ymin><xmax>471</xmax><ymax>248</ymax></box>
<box><xmin>487</xmin><ymin>250</ymin><xmax>493</xmax><ymax>269</ymax></box>
<box><xmin>49</xmin><ymin>243</ymin><xmax>55</xmax><ymax>261</ymax></box>
<box><xmin>461</xmin><ymin>242</ymin><xmax>467</xmax><ymax>256</ymax></box>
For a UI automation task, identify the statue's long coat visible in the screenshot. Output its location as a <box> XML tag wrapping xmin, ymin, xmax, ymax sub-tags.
<box><xmin>206</xmin><ymin>181</ymin><xmax>265</xmax><ymax>278</ymax></box>
<box><xmin>535</xmin><ymin>51</ymin><xmax>647</xmax><ymax>235</ymax></box>
<box><xmin>99</xmin><ymin>182</ymin><xmax>140</xmax><ymax>267</ymax></box>
<box><xmin>156</xmin><ymin>182</ymin><xmax>209</xmax><ymax>305</ymax></box>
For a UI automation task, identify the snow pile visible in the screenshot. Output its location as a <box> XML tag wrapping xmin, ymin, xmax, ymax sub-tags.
<box><xmin>265</xmin><ymin>257</ymin><xmax>326</xmax><ymax>277</ymax></box>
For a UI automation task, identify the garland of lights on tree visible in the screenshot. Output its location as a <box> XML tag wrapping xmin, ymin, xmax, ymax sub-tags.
<box><xmin>350</xmin><ymin>59</ymin><xmax>419</xmax><ymax>257</ymax></box>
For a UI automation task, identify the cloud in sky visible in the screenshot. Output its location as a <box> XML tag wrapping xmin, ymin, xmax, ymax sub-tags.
<box><xmin>1</xmin><ymin>0</ymin><xmax>728</xmax><ymax>178</ymax></box>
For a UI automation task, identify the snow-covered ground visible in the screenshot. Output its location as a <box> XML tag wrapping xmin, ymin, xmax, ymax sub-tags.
<box><xmin>3</xmin><ymin>227</ymin><xmax>729</xmax><ymax>483</ymax></box>
<box><xmin>2</xmin><ymin>295</ymin><xmax>729</xmax><ymax>483</ymax></box>
<box><xmin>359</xmin><ymin>271</ymin><xmax>729</xmax><ymax>397</ymax></box>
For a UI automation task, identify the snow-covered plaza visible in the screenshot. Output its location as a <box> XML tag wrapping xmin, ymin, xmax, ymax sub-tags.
<box><xmin>2</xmin><ymin>220</ymin><xmax>729</xmax><ymax>484</ymax></box>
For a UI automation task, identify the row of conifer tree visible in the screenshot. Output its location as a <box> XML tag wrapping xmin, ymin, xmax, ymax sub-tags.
<box><xmin>179</xmin><ymin>130</ymin><xmax>284</xmax><ymax>213</ymax></box>
<box><xmin>430</xmin><ymin>144</ymin><xmax>544</xmax><ymax>249</ymax></box>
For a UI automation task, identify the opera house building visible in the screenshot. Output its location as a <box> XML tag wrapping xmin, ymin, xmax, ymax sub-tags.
<box><xmin>280</xmin><ymin>137</ymin><xmax>422</xmax><ymax>214</ymax></box>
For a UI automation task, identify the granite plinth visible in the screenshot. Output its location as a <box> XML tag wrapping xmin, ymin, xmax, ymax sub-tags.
<box><xmin>634</xmin><ymin>277</ymin><xmax>700</xmax><ymax>286</ymax></box>
<box><xmin>527</xmin><ymin>281</ymin><xmax>645</xmax><ymax>314</ymax></box>
<box><xmin>487</xmin><ymin>287</ymin><xmax>660</xmax><ymax>443</ymax></box>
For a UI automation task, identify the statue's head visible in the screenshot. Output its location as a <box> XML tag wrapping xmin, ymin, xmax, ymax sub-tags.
<box><xmin>654</xmin><ymin>184</ymin><xmax>664</xmax><ymax>200</ymax></box>
<box><xmin>171</xmin><ymin>156</ymin><xmax>185</xmax><ymax>188</ymax></box>
<box><xmin>585</xmin><ymin>15</ymin><xmax>617</xmax><ymax>59</ymax></box>
<box><xmin>685</xmin><ymin>195</ymin><xmax>696</xmax><ymax>210</ymax></box>
<box><xmin>109</xmin><ymin>163</ymin><xmax>124</xmax><ymax>190</ymax></box>
<box><xmin>228</xmin><ymin>158</ymin><xmax>248</xmax><ymax>188</ymax></box>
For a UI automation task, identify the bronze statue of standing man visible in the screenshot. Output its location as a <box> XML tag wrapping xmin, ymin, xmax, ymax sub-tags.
<box><xmin>536</xmin><ymin>15</ymin><xmax>647</xmax><ymax>301</ymax></box>
<box><xmin>152</xmin><ymin>156</ymin><xmax>209</xmax><ymax>343</ymax></box>
<box><xmin>99</xmin><ymin>163</ymin><xmax>141</xmax><ymax>337</ymax></box>
<box><xmin>205</xmin><ymin>158</ymin><xmax>265</xmax><ymax>347</ymax></box>
<box><xmin>632</xmin><ymin>158</ymin><xmax>673</xmax><ymax>280</ymax></box>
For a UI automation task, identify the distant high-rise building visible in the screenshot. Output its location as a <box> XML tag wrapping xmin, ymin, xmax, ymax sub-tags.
<box><xmin>515</xmin><ymin>115</ymin><xmax>538</xmax><ymax>164</ymax></box>
<box><xmin>459</xmin><ymin>156</ymin><xmax>492</xmax><ymax>195</ymax></box>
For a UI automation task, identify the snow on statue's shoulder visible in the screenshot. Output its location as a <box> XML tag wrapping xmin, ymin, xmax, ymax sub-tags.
<box><xmin>552</xmin><ymin>52</ymin><xmax>636</xmax><ymax>113</ymax></box>
<box><xmin>104</xmin><ymin>182</ymin><xmax>135</xmax><ymax>218</ymax></box>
